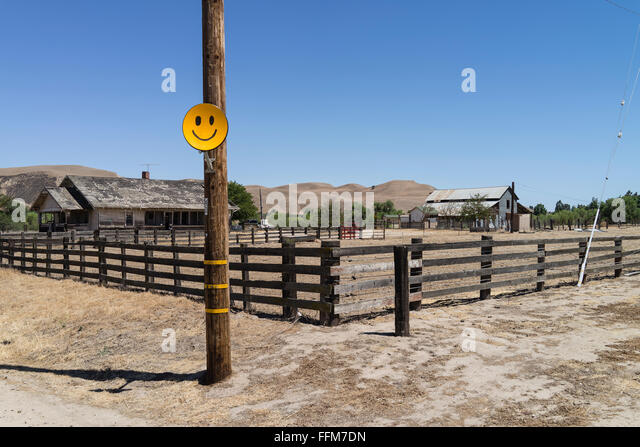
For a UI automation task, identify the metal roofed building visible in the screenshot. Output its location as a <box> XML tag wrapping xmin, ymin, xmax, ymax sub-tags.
<box><xmin>424</xmin><ymin>185</ymin><xmax>530</xmax><ymax>231</ymax></box>
<box><xmin>31</xmin><ymin>174</ymin><xmax>239</xmax><ymax>231</ymax></box>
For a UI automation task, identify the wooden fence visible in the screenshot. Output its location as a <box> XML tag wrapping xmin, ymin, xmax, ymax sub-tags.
<box><xmin>1</xmin><ymin>234</ymin><xmax>638</xmax><ymax>326</ymax></box>
<box><xmin>389</xmin><ymin>235</ymin><xmax>640</xmax><ymax>334</ymax></box>
<box><xmin>0</xmin><ymin>236</ymin><xmax>342</xmax><ymax>324</ymax></box>
<box><xmin>0</xmin><ymin>226</ymin><xmax>384</xmax><ymax>246</ymax></box>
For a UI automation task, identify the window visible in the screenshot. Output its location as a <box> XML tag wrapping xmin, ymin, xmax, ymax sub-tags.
<box><xmin>125</xmin><ymin>212</ymin><xmax>133</xmax><ymax>227</ymax></box>
<box><xmin>145</xmin><ymin>211</ymin><xmax>154</xmax><ymax>225</ymax></box>
<box><xmin>506</xmin><ymin>200</ymin><xmax>510</xmax><ymax>209</ymax></box>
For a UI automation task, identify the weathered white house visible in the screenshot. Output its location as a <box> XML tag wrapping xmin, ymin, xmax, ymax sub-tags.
<box><xmin>424</xmin><ymin>185</ymin><xmax>531</xmax><ymax>231</ymax></box>
<box><xmin>31</xmin><ymin>174</ymin><xmax>239</xmax><ymax>232</ymax></box>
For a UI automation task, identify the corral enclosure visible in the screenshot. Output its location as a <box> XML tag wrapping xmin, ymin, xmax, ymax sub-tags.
<box><xmin>2</xmin><ymin>228</ymin><xmax>640</xmax><ymax>324</ymax></box>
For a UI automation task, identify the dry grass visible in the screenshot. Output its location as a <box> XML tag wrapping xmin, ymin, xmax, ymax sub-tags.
<box><xmin>2</xmin><ymin>228</ymin><xmax>640</xmax><ymax>426</ymax></box>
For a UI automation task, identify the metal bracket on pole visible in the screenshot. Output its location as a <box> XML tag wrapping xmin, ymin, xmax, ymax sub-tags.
<box><xmin>204</xmin><ymin>151</ymin><xmax>215</xmax><ymax>173</ymax></box>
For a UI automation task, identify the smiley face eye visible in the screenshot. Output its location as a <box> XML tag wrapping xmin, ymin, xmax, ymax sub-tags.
<box><xmin>209</xmin><ymin>116</ymin><xmax>214</xmax><ymax>125</ymax></box>
<box><xmin>195</xmin><ymin>116</ymin><xmax>202</xmax><ymax>126</ymax></box>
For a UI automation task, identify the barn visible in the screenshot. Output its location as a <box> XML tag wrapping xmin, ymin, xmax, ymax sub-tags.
<box><xmin>424</xmin><ymin>185</ymin><xmax>532</xmax><ymax>231</ymax></box>
<box><xmin>31</xmin><ymin>174</ymin><xmax>239</xmax><ymax>232</ymax></box>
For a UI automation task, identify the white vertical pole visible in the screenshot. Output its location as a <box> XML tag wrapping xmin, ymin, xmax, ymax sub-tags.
<box><xmin>578</xmin><ymin>208</ymin><xmax>600</xmax><ymax>287</ymax></box>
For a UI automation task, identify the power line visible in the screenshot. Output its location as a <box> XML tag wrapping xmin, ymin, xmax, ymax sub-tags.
<box><xmin>605</xmin><ymin>0</ymin><xmax>640</xmax><ymax>16</ymax></box>
<box><xmin>518</xmin><ymin>184</ymin><xmax>590</xmax><ymax>205</ymax></box>
<box><xmin>579</xmin><ymin>25</ymin><xmax>640</xmax><ymax>286</ymax></box>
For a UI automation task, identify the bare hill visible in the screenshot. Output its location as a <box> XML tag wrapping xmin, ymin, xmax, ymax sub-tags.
<box><xmin>0</xmin><ymin>165</ymin><xmax>119</xmax><ymax>205</ymax></box>
<box><xmin>245</xmin><ymin>180</ymin><xmax>435</xmax><ymax>214</ymax></box>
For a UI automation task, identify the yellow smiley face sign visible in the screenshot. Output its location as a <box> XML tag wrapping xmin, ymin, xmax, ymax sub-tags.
<box><xmin>182</xmin><ymin>103</ymin><xmax>229</xmax><ymax>151</ymax></box>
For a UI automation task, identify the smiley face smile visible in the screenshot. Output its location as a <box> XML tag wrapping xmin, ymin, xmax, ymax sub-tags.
<box><xmin>192</xmin><ymin>128</ymin><xmax>217</xmax><ymax>141</ymax></box>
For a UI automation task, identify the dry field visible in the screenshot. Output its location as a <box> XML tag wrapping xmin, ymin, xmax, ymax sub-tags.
<box><xmin>2</xmin><ymin>229</ymin><xmax>640</xmax><ymax>426</ymax></box>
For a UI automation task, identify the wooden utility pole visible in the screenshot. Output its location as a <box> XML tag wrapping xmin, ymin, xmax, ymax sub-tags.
<box><xmin>510</xmin><ymin>181</ymin><xmax>516</xmax><ymax>233</ymax></box>
<box><xmin>202</xmin><ymin>0</ymin><xmax>231</xmax><ymax>384</ymax></box>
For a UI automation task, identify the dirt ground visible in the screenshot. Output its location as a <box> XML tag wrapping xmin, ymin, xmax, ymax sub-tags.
<box><xmin>2</xmin><ymin>257</ymin><xmax>640</xmax><ymax>426</ymax></box>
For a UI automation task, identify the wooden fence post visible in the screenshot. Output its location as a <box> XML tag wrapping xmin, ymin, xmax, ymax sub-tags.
<box><xmin>79</xmin><ymin>241</ymin><xmax>85</xmax><ymax>281</ymax></box>
<box><xmin>20</xmin><ymin>232</ymin><xmax>25</xmax><ymax>273</ymax></box>
<box><xmin>480</xmin><ymin>235</ymin><xmax>493</xmax><ymax>299</ymax></box>
<box><xmin>134</xmin><ymin>228</ymin><xmax>140</xmax><ymax>244</ymax></box>
<box><xmin>148</xmin><ymin>243</ymin><xmax>155</xmax><ymax>289</ymax></box>
<box><xmin>320</xmin><ymin>240</ymin><xmax>340</xmax><ymax>326</ymax></box>
<box><xmin>240</xmin><ymin>243</ymin><xmax>253</xmax><ymax>313</ymax></box>
<box><xmin>578</xmin><ymin>240</ymin><xmax>587</xmax><ymax>283</ymax></box>
<box><xmin>251</xmin><ymin>228</ymin><xmax>255</xmax><ymax>245</ymax></box>
<box><xmin>394</xmin><ymin>245</ymin><xmax>410</xmax><ymax>337</ymax></box>
<box><xmin>536</xmin><ymin>243</ymin><xmax>545</xmax><ymax>291</ymax></box>
<box><xmin>120</xmin><ymin>243</ymin><xmax>127</xmax><ymax>289</ymax></box>
<box><xmin>615</xmin><ymin>237</ymin><xmax>623</xmax><ymax>278</ymax></box>
<box><xmin>98</xmin><ymin>238</ymin><xmax>106</xmax><ymax>286</ymax></box>
<box><xmin>409</xmin><ymin>238</ymin><xmax>423</xmax><ymax>311</ymax></box>
<box><xmin>282</xmin><ymin>239</ymin><xmax>297</xmax><ymax>319</ymax></box>
<box><xmin>62</xmin><ymin>237</ymin><xmax>70</xmax><ymax>279</ymax></box>
<box><xmin>45</xmin><ymin>237</ymin><xmax>51</xmax><ymax>278</ymax></box>
<box><xmin>144</xmin><ymin>242</ymin><xmax>151</xmax><ymax>292</ymax></box>
<box><xmin>154</xmin><ymin>229</ymin><xmax>158</xmax><ymax>245</ymax></box>
<box><xmin>31</xmin><ymin>238</ymin><xmax>37</xmax><ymax>275</ymax></box>
<box><xmin>173</xmin><ymin>246</ymin><xmax>181</xmax><ymax>296</ymax></box>
<box><xmin>8</xmin><ymin>240</ymin><xmax>14</xmax><ymax>269</ymax></box>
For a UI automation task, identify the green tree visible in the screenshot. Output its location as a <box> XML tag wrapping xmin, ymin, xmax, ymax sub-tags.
<box><xmin>227</xmin><ymin>181</ymin><xmax>258</xmax><ymax>222</ymax></box>
<box><xmin>0</xmin><ymin>194</ymin><xmax>38</xmax><ymax>231</ymax></box>
<box><xmin>374</xmin><ymin>200</ymin><xmax>402</xmax><ymax>221</ymax></box>
<box><xmin>533</xmin><ymin>203</ymin><xmax>547</xmax><ymax>216</ymax></box>
<box><xmin>555</xmin><ymin>200</ymin><xmax>571</xmax><ymax>212</ymax></box>
<box><xmin>460</xmin><ymin>194</ymin><xmax>493</xmax><ymax>228</ymax></box>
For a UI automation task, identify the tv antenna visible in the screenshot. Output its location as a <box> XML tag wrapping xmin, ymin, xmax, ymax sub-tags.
<box><xmin>140</xmin><ymin>163</ymin><xmax>160</xmax><ymax>173</ymax></box>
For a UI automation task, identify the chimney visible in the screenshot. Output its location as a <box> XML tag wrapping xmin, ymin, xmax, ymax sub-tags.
<box><xmin>142</xmin><ymin>171</ymin><xmax>150</xmax><ymax>180</ymax></box>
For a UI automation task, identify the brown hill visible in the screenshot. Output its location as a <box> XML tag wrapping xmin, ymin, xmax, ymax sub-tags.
<box><xmin>245</xmin><ymin>180</ymin><xmax>435</xmax><ymax>215</ymax></box>
<box><xmin>0</xmin><ymin>165</ymin><xmax>119</xmax><ymax>205</ymax></box>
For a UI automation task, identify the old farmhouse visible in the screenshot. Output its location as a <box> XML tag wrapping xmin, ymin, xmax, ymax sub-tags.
<box><xmin>31</xmin><ymin>174</ymin><xmax>239</xmax><ymax>232</ymax></box>
<box><xmin>424</xmin><ymin>185</ymin><xmax>532</xmax><ymax>231</ymax></box>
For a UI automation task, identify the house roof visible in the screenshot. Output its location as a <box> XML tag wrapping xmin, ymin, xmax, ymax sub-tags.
<box><xmin>425</xmin><ymin>186</ymin><xmax>517</xmax><ymax>203</ymax></box>
<box><xmin>31</xmin><ymin>187</ymin><xmax>83</xmax><ymax>212</ymax></box>
<box><xmin>517</xmin><ymin>203</ymin><xmax>533</xmax><ymax>214</ymax></box>
<box><xmin>427</xmin><ymin>201</ymin><xmax>500</xmax><ymax>217</ymax></box>
<box><xmin>59</xmin><ymin>176</ymin><xmax>239</xmax><ymax>212</ymax></box>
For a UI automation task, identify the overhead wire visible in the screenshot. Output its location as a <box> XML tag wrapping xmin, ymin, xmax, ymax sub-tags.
<box><xmin>579</xmin><ymin>25</ymin><xmax>640</xmax><ymax>286</ymax></box>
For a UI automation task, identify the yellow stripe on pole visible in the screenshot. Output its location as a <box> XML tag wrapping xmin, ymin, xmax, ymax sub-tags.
<box><xmin>205</xmin><ymin>308</ymin><xmax>229</xmax><ymax>314</ymax></box>
<box><xmin>204</xmin><ymin>260</ymin><xmax>227</xmax><ymax>265</ymax></box>
<box><xmin>205</xmin><ymin>283</ymin><xmax>229</xmax><ymax>289</ymax></box>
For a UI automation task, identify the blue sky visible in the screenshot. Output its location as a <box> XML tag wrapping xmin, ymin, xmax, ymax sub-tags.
<box><xmin>1</xmin><ymin>0</ymin><xmax>640</xmax><ymax>209</ymax></box>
